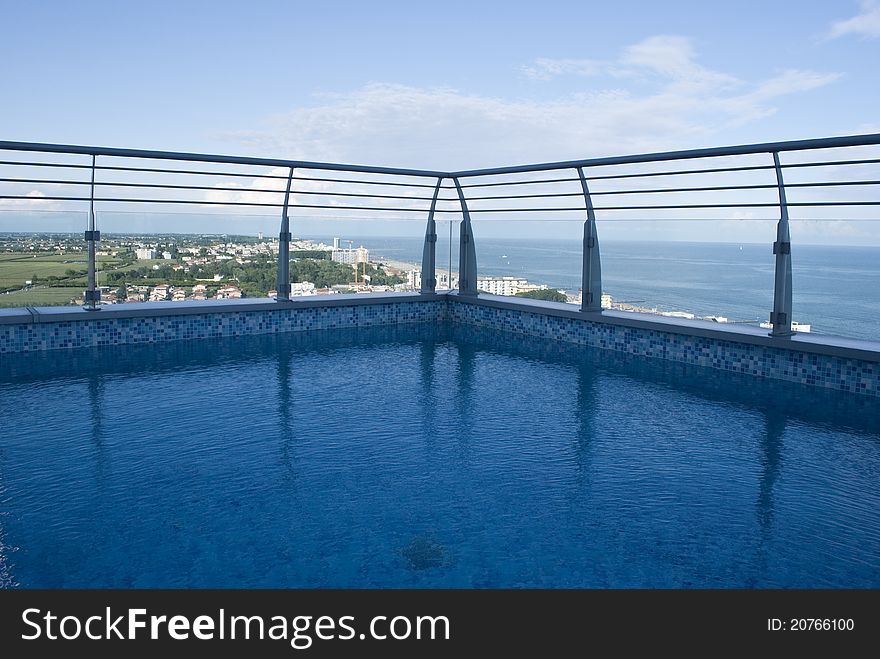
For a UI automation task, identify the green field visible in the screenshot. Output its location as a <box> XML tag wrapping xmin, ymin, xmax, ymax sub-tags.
<box><xmin>0</xmin><ymin>253</ymin><xmax>86</xmax><ymax>288</ymax></box>
<box><xmin>0</xmin><ymin>252</ymin><xmax>124</xmax><ymax>282</ymax></box>
<box><xmin>110</xmin><ymin>258</ymin><xmax>166</xmax><ymax>273</ymax></box>
<box><xmin>0</xmin><ymin>286</ymin><xmax>80</xmax><ymax>308</ymax></box>
<box><xmin>0</xmin><ymin>251</ymin><xmax>126</xmax><ymax>307</ymax></box>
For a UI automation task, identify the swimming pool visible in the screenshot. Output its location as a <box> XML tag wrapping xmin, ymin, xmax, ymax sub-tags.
<box><xmin>1</xmin><ymin>323</ymin><xmax>878</xmax><ymax>588</ymax></box>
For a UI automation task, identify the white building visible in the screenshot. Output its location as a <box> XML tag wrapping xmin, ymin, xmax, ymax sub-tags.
<box><xmin>408</xmin><ymin>269</ymin><xmax>459</xmax><ymax>290</ymax></box>
<box><xmin>149</xmin><ymin>284</ymin><xmax>171</xmax><ymax>301</ymax></box>
<box><xmin>191</xmin><ymin>284</ymin><xmax>208</xmax><ymax>300</ymax></box>
<box><xmin>477</xmin><ymin>276</ymin><xmax>547</xmax><ymax>297</ymax></box>
<box><xmin>216</xmin><ymin>285</ymin><xmax>242</xmax><ymax>300</ymax></box>
<box><xmin>135</xmin><ymin>248</ymin><xmax>158</xmax><ymax>260</ymax></box>
<box><xmin>331</xmin><ymin>245</ymin><xmax>369</xmax><ymax>265</ymax></box>
<box><xmin>291</xmin><ymin>282</ymin><xmax>316</xmax><ymax>296</ymax></box>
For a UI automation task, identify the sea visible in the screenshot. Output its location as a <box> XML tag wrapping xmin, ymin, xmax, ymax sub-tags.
<box><xmin>308</xmin><ymin>236</ymin><xmax>880</xmax><ymax>342</ymax></box>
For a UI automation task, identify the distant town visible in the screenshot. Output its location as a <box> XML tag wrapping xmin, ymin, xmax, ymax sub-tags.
<box><xmin>0</xmin><ymin>232</ymin><xmax>810</xmax><ymax>331</ymax></box>
<box><xmin>0</xmin><ymin>232</ymin><xmax>559</xmax><ymax>305</ymax></box>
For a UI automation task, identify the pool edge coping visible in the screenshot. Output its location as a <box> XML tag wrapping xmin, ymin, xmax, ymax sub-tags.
<box><xmin>449</xmin><ymin>292</ymin><xmax>880</xmax><ymax>364</ymax></box>
<box><xmin>1</xmin><ymin>291</ymin><xmax>879</xmax><ymax>365</ymax></box>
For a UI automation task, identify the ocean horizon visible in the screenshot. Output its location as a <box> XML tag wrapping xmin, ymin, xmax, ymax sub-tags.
<box><xmin>304</xmin><ymin>235</ymin><xmax>880</xmax><ymax>341</ymax></box>
<box><xmin>2</xmin><ymin>229</ymin><xmax>877</xmax><ymax>341</ymax></box>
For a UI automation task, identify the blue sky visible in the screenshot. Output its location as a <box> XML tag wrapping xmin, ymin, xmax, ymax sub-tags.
<box><xmin>1</xmin><ymin>0</ymin><xmax>879</xmax><ymax>242</ymax></box>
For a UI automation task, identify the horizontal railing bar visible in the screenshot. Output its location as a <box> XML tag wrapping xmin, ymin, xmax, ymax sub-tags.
<box><xmin>0</xmin><ymin>195</ymin><xmax>432</xmax><ymax>212</ymax></box>
<box><xmin>440</xmin><ymin>191</ymin><xmax>582</xmax><ymax>201</ymax></box>
<box><xmin>0</xmin><ymin>158</ymin><xmax>870</xmax><ymax>187</ymax></box>
<box><xmin>3</xmin><ymin>142</ymin><xmax>879</xmax><ymax>198</ymax></box>
<box><xmin>429</xmin><ymin>178</ymin><xmax>880</xmax><ymax>198</ymax></box>
<box><xmin>0</xmin><ymin>159</ymin><xmax>95</xmax><ymax>170</ymax></box>
<box><xmin>293</xmin><ymin>175</ymin><xmax>438</xmax><ymax>189</ymax></box>
<box><xmin>0</xmin><ymin>140</ymin><xmax>446</xmax><ymax>178</ymax></box>
<box><xmin>4</xmin><ymin>194</ymin><xmax>878</xmax><ymax>212</ymax></box>
<box><xmin>4</xmin><ymin>195</ymin><xmax>879</xmax><ymax>212</ymax></box>
<box><xmin>0</xmin><ymin>177</ymin><xmax>91</xmax><ymax>185</ymax></box>
<box><xmin>446</xmin><ymin>201</ymin><xmax>880</xmax><ymax>212</ymax></box>
<box><xmin>0</xmin><ymin>161</ymin><xmax>444</xmax><ymax>189</ymax></box>
<box><xmin>104</xmin><ymin>164</ymin><xmax>287</xmax><ymax>179</ymax></box>
<box><xmin>0</xmin><ymin>195</ymin><xmax>279</xmax><ymax>207</ymax></box>
<box><xmin>428</xmin><ymin>219</ymin><xmax>880</xmax><ymax>224</ymax></box>
<box><xmin>451</xmin><ymin>157</ymin><xmax>880</xmax><ymax>188</ymax></box>
<box><xmin>5</xmin><ymin>177</ymin><xmax>877</xmax><ymax>201</ymax></box>
<box><xmin>417</xmin><ymin>156</ymin><xmax>880</xmax><ymax>188</ymax></box>
<box><xmin>781</xmin><ymin>157</ymin><xmax>880</xmax><ymax>169</ymax></box>
<box><xmin>456</xmin><ymin>176</ymin><xmax>581</xmax><ymax>189</ymax></box>
<box><xmin>0</xmin><ymin>160</ymin><xmax>293</xmax><ymax>178</ymax></box>
<box><xmin>587</xmin><ymin>164</ymin><xmax>775</xmax><ymax>181</ymax></box>
<box><xmin>452</xmin><ymin>133</ymin><xmax>880</xmax><ymax>177</ymax></box>
<box><xmin>3</xmin><ymin>133</ymin><xmax>879</xmax><ymax>182</ymax></box>
<box><xmin>6</xmin><ymin>209</ymin><xmax>879</xmax><ymax>222</ymax></box>
<box><xmin>452</xmin><ymin>185</ymin><xmax>776</xmax><ymax>201</ymax></box>
<box><xmin>0</xmin><ymin>177</ymin><xmax>440</xmax><ymax>201</ymax></box>
<box><xmin>452</xmin><ymin>184</ymin><xmax>769</xmax><ymax>201</ymax></box>
<box><xmin>291</xmin><ymin>189</ymin><xmax>433</xmax><ymax>202</ymax></box>
<box><xmin>786</xmin><ymin>179</ymin><xmax>880</xmax><ymax>188</ymax></box>
<box><xmin>462</xmin><ymin>179</ymin><xmax>880</xmax><ymax>200</ymax></box>
<box><xmin>450</xmin><ymin>217</ymin><xmax>880</xmax><ymax>226</ymax></box>
<box><xmin>452</xmin><ymin>164</ymin><xmax>778</xmax><ymax>188</ymax></box>
<box><xmin>0</xmin><ymin>159</ymin><xmax>764</xmax><ymax>184</ymax></box>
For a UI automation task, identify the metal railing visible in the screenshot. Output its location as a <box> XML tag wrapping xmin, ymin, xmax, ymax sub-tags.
<box><xmin>2</xmin><ymin>133</ymin><xmax>880</xmax><ymax>336</ymax></box>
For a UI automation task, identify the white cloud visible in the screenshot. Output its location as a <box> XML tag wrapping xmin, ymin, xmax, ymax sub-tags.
<box><xmin>218</xmin><ymin>34</ymin><xmax>840</xmax><ymax>172</ymax></box>
<box><xmin>522</xmin><ymin>36</ymin><xmax>738</xmax><ymax>91</ymax></box>
<box><xmin>829</xmin><ymin>0</ymin><xmax>880</xmax><ymax>38</ymax></box>
<box><xmin>221</xmin><ymin>83</ymin><xmax>692</xmax><ymax>169</ymax></box>
<box><xmin>620</xmin><ymin>35</ymin><xmax>735</xmax><ymax>86</ymax></box>
<box><xmin>203</xmin><ymin>165</ymin><xmax>429</xmax><ymax>218</ymax></box>
<box><xmin>0</xmin><ymin>190</ymin><xmax>55</xmax><ymax>209</ymax></box>
<box><xmin>718</xmin><ymin>69</ymin><xmax>843</xmax><ymax>125</ymax></box>
<box><xmin>747</xmin><ymin>69</ymin><xmax>843</xmax><ymax>100</ymax></box>
<box><xmin>522</xmin><ymin>58</ymin><xmax>603</xmax><ymax>80</ymax></box>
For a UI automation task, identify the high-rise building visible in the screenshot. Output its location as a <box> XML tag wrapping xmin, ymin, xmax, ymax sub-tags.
<box><xmin>332</xmin><ymin>246</ymin><xmax>369</xmax><ymax>265</ymax></box>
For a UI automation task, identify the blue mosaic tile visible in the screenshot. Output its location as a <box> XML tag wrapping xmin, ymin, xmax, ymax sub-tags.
<box><xmin>1</xmin><ymin>298</ymin><xmax>877</xmax><ymax>397</ymax></box>
<box><xmin>448</xmin><ymin>301</ymin><xmax>879</xmax><ymax>398</ymax></box>
<box><xmin>0</xmin><ymin>301</ymin><xmax>446</xmax><ymax>354</ymax></box>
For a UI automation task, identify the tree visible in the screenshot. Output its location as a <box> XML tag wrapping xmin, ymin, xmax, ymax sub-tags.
<box><xmin>290</xmin><ymin>259</ymin><xmax>357</xmax><ymax>288</ymax></box>
<box><xmin>291</xmin><ymin>250</ymin><xmax>330</xmax><ymax>260</ymax></box>
<box><xmin>362</xmin><ymin>263</ymin><xmax>405</xmax><ymax>286</ymax></box>
<box><xmin>515</xmin><ymin>288</ymin><xmax>567</xmax><ymax>303</ymax></box>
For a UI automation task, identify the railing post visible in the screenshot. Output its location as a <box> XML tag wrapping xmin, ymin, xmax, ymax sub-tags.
<box><xmin>420</xmin><ymin>177</ymin><xmax>443</xmax><ymax>293</ymax></box>
<box><xmin>453</xmin><ymin>178</ymin><xmax>478</xmax><ymax>295</ymax></box>
<box><xmin>577</xmin><ymin>167</ymin><xmax>602</xmax><ymax>311</ymax></box>
<box><xmin>770</xmin><ymin>152</ymin><xmax>793</xmax><ymax>337</ymax></box>
<box><xmin>83</xmin><ymin>154</ymin><xmax>100</xmax><ymax>310</ymax></box>
<box><xmin>276</xmin><ymin>167</ymin><xmax>294</xmax><ymax>301</ymax></box>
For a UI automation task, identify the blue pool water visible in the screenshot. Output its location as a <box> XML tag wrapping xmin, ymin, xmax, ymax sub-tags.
<box><xmin>0</xmin><ymin>323</ymin><xmax>878</xmax><ymax>588</ymax></box>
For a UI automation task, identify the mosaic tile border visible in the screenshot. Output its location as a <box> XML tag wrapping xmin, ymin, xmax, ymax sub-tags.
<box><xmin>448</xmin><ymin>300</ymin><xmax>879</xmax><ymax>397</ymax></box>
<box><xmin>1</xmin><ymin>296</ymin><xmax>877</xmax><ymax>397</ymax></box>
<box><xmin>0</xmin><ymin>300</ymin><xmax>446</xmax><ymax>354</ymax></box>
